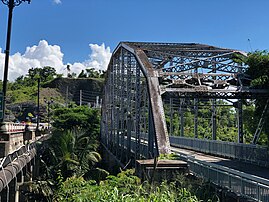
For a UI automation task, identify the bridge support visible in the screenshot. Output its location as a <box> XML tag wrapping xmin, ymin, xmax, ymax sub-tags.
<box><xmin>0</xmin><ymin>166</ymin><xmax>30</xmax><ymax>202</ymax></box>
<box><xmin>169</xmin><ymin>98</ymin><xmax>173</xmax><ymax>136</ymax></box>
<box><xmin>137</xmin><ymin>48</ymin><xmax>171</xmax><ymax>154</ymax></box>
<box><xmin>148</xmin><ymin>107</ymin><xmax>155</xmax><ymax>158</ymax></box>
<box><xmin>180</xmin><ymin>99</ymin><xmax>185</xmax><ymax>137</ymax></box>
<box><xmin>237</xmin><ymin>99</ymin><xmax>244</xmax><ymax>143</ymax></box>
<box><xmin>212</xmin><ymin>99</ymin><xmax>217</xmax><ymax>140</ymax></box>
<box><xmin>194</xmin><ymin>98</ymin><xmax>198</xmax><ymax>138</ymax></box>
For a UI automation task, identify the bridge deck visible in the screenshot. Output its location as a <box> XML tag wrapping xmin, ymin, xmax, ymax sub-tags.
<box><xmin>172</xmin><ymin>146</ymin><xmax>269</xmax><ymax>180</ymax></box>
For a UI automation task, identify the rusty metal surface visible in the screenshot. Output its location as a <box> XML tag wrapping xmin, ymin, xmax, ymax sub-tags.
<box><xmin>135</xmin><ymin>49</ymin><xmax>171</xmax><ymax>154</ymax></box>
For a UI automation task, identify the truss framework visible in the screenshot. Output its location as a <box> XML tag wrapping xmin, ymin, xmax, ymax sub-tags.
<box><xmin>101</xmin><ymin>42</ymin><xmax>269</xmax><ymax>162</ymax></box>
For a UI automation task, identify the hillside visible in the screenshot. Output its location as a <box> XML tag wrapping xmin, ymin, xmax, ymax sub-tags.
<box><xmin>6</xmin><ymin>77</ymin><xmax>104</xmax><ymax>122</ymax></box>
<box><xmin>44</xmin><ymin>77</ymin><xmax>104</xmax><ymax>106</ymax></box>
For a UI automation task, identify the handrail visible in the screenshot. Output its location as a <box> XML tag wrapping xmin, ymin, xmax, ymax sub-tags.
<box><xmin>170</xmin><ymin>136</ymin><xmax>269</xmax><ymax>167</ymax></box>
<box><xmin>174</xmin><ymin>150</ymin><xmax>269</xmax><ymax>201</ymax></box>
<box><xmin>0</xmin><ymin>143</ymin><xmax>35</xmax><ymax>168</ymax></box>
<box><xmin>190</xmin><ymin>154</ymin><xmax>269</xmax><ymax>186</ymax></box>
<box><xmin>0</xmin><ymin>145</ymin><xmax>36</xmax><ymax>192</ymax></box>
<box><xmin>0</xmin><ymin>122</ymin><xmax>38</xmax><ymax>134</ymax></box>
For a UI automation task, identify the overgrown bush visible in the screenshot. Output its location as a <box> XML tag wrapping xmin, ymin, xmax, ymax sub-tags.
<box><xmin>54</xmin><ymin>169</ymin><xmax>201</xmax><ymax>202</ymax></box>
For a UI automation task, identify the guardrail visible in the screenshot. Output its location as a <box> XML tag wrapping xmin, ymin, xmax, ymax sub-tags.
<box><xmin>170</xmin><ymin>136</ymin><xmax>269</xmax><ymax>167</ymax></box>
<box><xmin>0</xmin><ymin>143</ymin><xmax>36</xmax><ymax>168</ymax></box>
<box><xmin>0</xmin><ymin>122</ymin><xmax>37</xmax><ymax>134</ymax></box>
<box><xmin>106</xmin><ymin>133</ymin><xmax>269</xmax><ymax>200</ymax></box>
<box><xmin>182</xmin><ymin>154</ymin><xmax>269</xmax><ymax>201</ymax></box>
<box><xmin>0</xmin><ymin>143</ymin><xmax>37</xmax><ymax>192</ymax></box>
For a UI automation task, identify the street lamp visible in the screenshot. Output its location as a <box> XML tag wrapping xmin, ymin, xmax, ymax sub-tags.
<box><xmin>1</xmin><ymin>0</ymin><xmax>31</xmax><ymax>122</ymax></box>
<box><xmin>44</xmin><ymin>97</ymin><xmax>53</xmax><ymax>133</ymax></box>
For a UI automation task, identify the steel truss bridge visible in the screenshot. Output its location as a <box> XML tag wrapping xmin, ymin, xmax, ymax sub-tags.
<box><xmin>101</xmin><ymin>42</ymin><xmax>269</xmax><ymax>201</ymax></box>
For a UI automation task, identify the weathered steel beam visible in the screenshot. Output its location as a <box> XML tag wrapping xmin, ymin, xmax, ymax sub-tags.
<box><xmin>135</xmin><ymin>49</ymin><xmax>171</xmax><ymax>154</ymax></box>
<box><xmin>159</xmin><ymin>72</ymin><xmax>236</xmax><ymax>77</ymax></box>
<box><xmin>163</xmin><ymin>87</ymin><xmax>269</xmax><ymax>94</ymax></box>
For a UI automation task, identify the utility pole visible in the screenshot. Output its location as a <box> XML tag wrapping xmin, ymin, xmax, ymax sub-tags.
<box><xmin>1</xmin><ymin>0</ymin><xmax>31</xmax><ymax>122</ymax></box>
<box><xmin>79</xmin><ymin>90</ymin><xmax>82</xmax><ymax>106</ymax></box>
<box><xmin>65</xmin><ymin>86</ymin><xmax>69</xmax><ymax>107</ymax></box>
<box><xmin>36</xmin><ymin>77</ymin><xmax>40</xmax><ymax>134</ymax></box>
<box><xmin>44</xmin><ymin>98</ymin><xmax>53</xmax><ymax>133</ymax></box>
<box><xmin>96</xmin><ymin>96</ymin><xmax>99</xmax><ymax>108</ymax></box>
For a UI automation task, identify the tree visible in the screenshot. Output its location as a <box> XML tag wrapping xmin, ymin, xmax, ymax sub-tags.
<box><xmin>78</xmin><ymin>70</ymin><xmax>87</xmax><ymax>78</ymax></box>
<box><xmin>42</xmin><ymin>130</ymin><xmax>101</xmax><ymax>179</ymax></box>
<box><xmin>52</xmin><ymin>106</ymin><xmax>100</xmax><ymax>136</ymax></box>
<box><xmin>245</xmin><ymin>51</ymin><xmax>269</xmax><ymax>145</ymax></box>
<box><xmin>246</xmin><ymin>51</ymin><xmax>269</xmax><ymax>88</ymax></box>
<box><xmin>24</xmin><ymin>105</ymin><xmax>104</xmax><ymax>201</ymax></box>
<box><xmin>28</xmin><ymin>66</ymin><xmax>57</xmax><ymax>83</ymax></box>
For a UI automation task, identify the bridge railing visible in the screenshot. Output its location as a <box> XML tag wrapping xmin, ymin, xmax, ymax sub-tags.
<box><xmin>170</xmin><ymin>136</ymin><xmax>269</xmax><ymax>167</ymax></box>
<box><xmin>185</xmin><ymin>155</ymin><xmax>269</xmax><ymax>201</ymax></box>
<box><xmin>0</xmin><ymin>143</ymin><xmax>36</xmax><ymax>168</ymax></box>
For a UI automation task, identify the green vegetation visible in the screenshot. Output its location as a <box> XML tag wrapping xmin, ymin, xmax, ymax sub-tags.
<box><xmin>52</xmin><ymin>106</ymin><xmax>100</xmax><ymax>133</ymax></box>
<box><xmin>9</xmin><ymin>67</ymin><xmax>64</xmax><ymax>102</ymax></box>
<box><xmin>24</xmin><ymin>105</ymin><xmax>107</xmax><ymax>201</ymax></box>
<box><xmin>54</xmin><ymin>170</ymin><xmax>204</xmax><ymax>202</ymax></box>
<box><xmin>165</xmin><ymin>99</ymin><xmax>238</xmax><ymax>142</ymax></box>
<box><xmin>245</xmin><ymin>51</ymin><xmax>269</xmax><ymax>145</ymax></box>
<box><xmin>41</xmin><ymin>130</ymin><xmax>101</xmax><ymax>179</ymax></box>
<box><xmin>246</xmin><ymin>51</ymin><xmax>269</xmax><ymax>88</ymax></box>
<box><xmin>77</xmin><ymin>68</ymin><xmax>106</xmax><ymax>79</ymax></box>
<box><xmin>27</xmin><ymin>105</ymin><xmax>218</xmax><ymax>202</ymax></box>
<box><xmin>43</xmin><ymin>106</ymin><xmax>102</xmax><ymax>180</ymax></box>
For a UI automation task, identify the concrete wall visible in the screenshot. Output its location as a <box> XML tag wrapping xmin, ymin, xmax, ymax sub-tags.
<box><xmin>0</xmin><ymin>122</ymin><xmax>37</xmax><ymax>157</ymax></box>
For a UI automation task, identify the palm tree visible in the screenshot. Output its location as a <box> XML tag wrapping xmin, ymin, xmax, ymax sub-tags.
<box><xmin>43</xmin><ymin>129</ymin><xmax>101</xmax><ymax>179</ymax></box>
<box><xmin>23</xmin><ymin>129</ymin><xmax>105</xmax><ymax>201</ymax></box>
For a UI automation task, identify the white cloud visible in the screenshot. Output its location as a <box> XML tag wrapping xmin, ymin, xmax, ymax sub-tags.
<box><xmin>0</xmin><ymin>40</ymin><xmax>111</xmax><ymax>81</ymax></box>
<box><xmin>53</xmin><ymin>0</ymin><xmax>62</xmax><ymax>4</ymax></box>
<box><xmin>84</xmin><ymin>43</ymin><xmax>112</xmax><ymax>71</ymax></box>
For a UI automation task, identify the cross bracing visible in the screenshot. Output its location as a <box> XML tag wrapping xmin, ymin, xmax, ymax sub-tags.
<box><xmin>101</xmin><ymin>42</ymin><xmax>269</xmax><ymax>163</ymax></box>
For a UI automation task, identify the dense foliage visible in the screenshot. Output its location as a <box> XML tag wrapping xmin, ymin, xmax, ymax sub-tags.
<box><xmin>246</xmin><ymin>51</ymin><xmax>269</xmax><ymax>88</ymax></box>
<box><xmin>165</xmin><ymin>100</ymin><xmax>238</xmax><ymax>142</ymax></box>
<box><xmin>54</xmin><ymin>170</ymin><xmax>205</xmax><ymax>202</ymax></box>
<box><xmin>25</xmin><ymin>106</ymin><xmax>105</xmax><ymax>201</ymax></box>
<box><xmin>11</xmin><ymin>66</ymin><xmax>59</xmax><ymax>91</ymax></box>
<box><xmin>52</xmin><ymin>106</ymin><xmax>100</xmax><ymax>134</ymax></box>
<box><xmin>245</xmin><ymin>51</ymin><xmax>269</xmax><ymax>144</ymax></box>
<box><xmin>77</xmin><ymin>68</ymin><xmax>106</xmax><ymax>79</ymax></box>
<box><xmin>40</xmin><ymin>130</ymin><xmax>102</xmax><ymax>180</ymax></box>
<box><xmin>29</xmin><ymin>104</ymin><xmax>218</xmax><ymax>202</ymax></box>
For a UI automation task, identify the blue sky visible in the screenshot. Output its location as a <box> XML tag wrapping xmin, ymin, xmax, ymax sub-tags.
<box><xmin>0</xmin><ymin>0</ymin><xmax>268</xmax><ymax>79</ymax></box>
